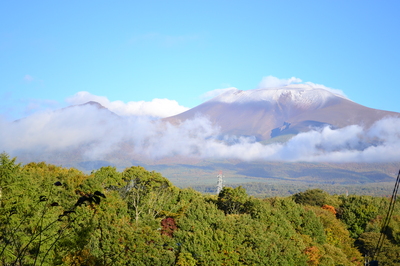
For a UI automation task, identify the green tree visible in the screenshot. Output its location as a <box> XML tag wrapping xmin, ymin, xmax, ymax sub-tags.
<box><xmin>293</xmin><ymin>189</ymin><xmax>330</xmax><ymax>207</ymax></box>
<box><xmin>122</xmin><ymin>166</ymin><xmax>175</xmax><ymax>223</ymax></box>
<box><xmin>176</xmin><ymin>251</ymin><xmax>197</xmax><ymax>266</ymax></box>
<box><xmin>0</xmin><ymin>152</ymin><xmax>21</xmax><ymax>207</ymax></box>
<box><xmin>338</xmin><ymin>195</ymin><xmax>382</xmax><ymax>238</ymax></box>
<box><xmin>217</xmin><ymin>186</ymin><xmax>249</xmax><ymax>215</ymax></box>
<box><xmin>309</xmin><ymin>206</ymin><xmax>362</xmax><ymax>263</ymax></box>
<box><xmin>356</xmin><ymin>232</ymin><xmax>400</xmax><ymax>266</ymax></box>
<box><xmin>0</xmin><ymin>156</ymin><xmax>110</xmax><ymax>265</ymax></box>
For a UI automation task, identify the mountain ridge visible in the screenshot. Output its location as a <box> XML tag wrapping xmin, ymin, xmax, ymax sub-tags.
<box><xmin>165</xmin><ymin>85</ymin><xmax>400</xmax><ymax>141</ymax></box>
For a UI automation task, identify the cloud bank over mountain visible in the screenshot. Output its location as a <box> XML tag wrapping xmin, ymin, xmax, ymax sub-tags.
<box><xmin>258</xmin><ymin>76</ymin><xmax>303</xmax><ymax>88</ymax></box>
<box><xmin>2</xmin><ymin>76</ymin><xmax>399</xmax><ymax>165</ymax></box>
<box><xmin>257</xmin><ymin>76</ymin><xmax>348</xmax><ymax>98</ymax></box>
<box><xmin>200</xmin><ymin>87</ymin><xmax>238</xmax><ymax>102</ymax></box>
<box><xmin>200</xmin><ymin>76</ymin><xmax>348</xmax><ymax>103</ymax></box>
<box><xmin>67</xmin><ymin>91</ymin><xmax>189</xmax><ymax>117</ymax></box>
<box><xmin>1</xmin><ymin>102</ymin><xmax>400</xmax><ymax>164</ymax></box>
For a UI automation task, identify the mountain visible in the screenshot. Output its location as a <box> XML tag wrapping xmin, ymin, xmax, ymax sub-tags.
<box><xmin>5</xmin><ymin>87</ymin><xmax>400</xmax><ymax>193</ymax></box>
<box><xmin>165</xmin><ymin>84</ymin><xmax>400</xmax><ymax>141</ymax></box>
<box><xmin>63</xmin><ymin>100</ymin><xmax>118</xmax><ymax>116</ymax></box>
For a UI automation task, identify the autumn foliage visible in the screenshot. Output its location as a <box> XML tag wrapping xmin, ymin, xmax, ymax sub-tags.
<box><xmin>1</xmin><ymin>153</ymin><xmax>399</xmax><ymax>265</ymax></box>
<box><xmin>322</xmin><ymin>204</ymin><xmax>337</xmax><ymax>215</ymax></box>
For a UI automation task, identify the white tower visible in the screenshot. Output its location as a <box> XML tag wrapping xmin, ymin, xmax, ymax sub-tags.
<box><xmin>217</xmin><ymin>171</ymin><xmax>224</xmax><ymax>194</ymax></box>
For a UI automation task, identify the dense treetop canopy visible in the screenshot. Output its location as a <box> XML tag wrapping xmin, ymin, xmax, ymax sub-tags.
<box><xmin>1</xmin><ymin>152</ymin><xmax>399</xmax><ymax>265</ymax></box>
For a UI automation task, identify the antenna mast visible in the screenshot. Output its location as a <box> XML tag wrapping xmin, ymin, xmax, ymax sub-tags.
<box><xmin>216</xmin><ymin>171</ymin><xmax>224</xmax><ymax>194</ymax></box>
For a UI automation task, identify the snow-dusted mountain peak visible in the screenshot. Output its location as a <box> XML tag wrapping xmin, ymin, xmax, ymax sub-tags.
<box><xmin>210</xmin><ymin>84</ymin><xmax>347</xmax><ymax>109</ymax></box>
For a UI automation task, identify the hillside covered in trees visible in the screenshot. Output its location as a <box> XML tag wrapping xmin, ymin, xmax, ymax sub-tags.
<box><xmin>1</xmin><ymin>153</ymin><xmax>399</xmax><ymax>265</ymax></box>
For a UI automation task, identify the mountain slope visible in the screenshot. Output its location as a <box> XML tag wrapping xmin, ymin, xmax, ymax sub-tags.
<box><xmin>165</xmin><ymin>85</ymin><xmax>400</xmax><ymax>140</ymax></box>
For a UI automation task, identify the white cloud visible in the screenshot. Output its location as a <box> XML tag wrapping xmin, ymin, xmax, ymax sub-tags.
<box><xmin>305</xmin><ymin>82</ymin><xmax>347</xmax><ymax>98</ymax></box>
<box><xmin>257</xmin><ymin>76</ymin><xmax>348</xmax><ymax>98</ymax></box>
<box><xmin>258</xmin><ymin>76</ymin><xmax>302</xmax><ymax>88</ymax></box>
<box><xmin>66</xmin><ymin>91</ymin><xmax>109</xmax><ymax>106</ymax></box>
<box><xmin>66</xmin><ymin>91</ymin><xmax>189</xmax><ymax>118</ymax></box>
<box><xmin>23</xmin><ymin>74</ymin><xmax>34</xmax><ymax>82</ymax></box>
<box><xmin>2</xmin><ymin>79</ymin><xmax>399</xmax><ymax>164</ymax></box>
<box><xmin>2</xmin><ymin>102</ymin><xmax>400</xmax><ymax>164</ymax></box>
<box><xmin>270</xmin><ymin>118</ymin><xmax>400</xmax><ymax>162</ymax></box>
<box><xmin>200</xmin><ymin>87</ymin><xmax>238</xmax><ymax>101</ymax></box>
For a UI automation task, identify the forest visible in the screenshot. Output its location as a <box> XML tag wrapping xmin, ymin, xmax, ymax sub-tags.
<box><xmin>1</xmin><ymin>152</ymin><xmax>399</xmax><ymax>265</ymax></box>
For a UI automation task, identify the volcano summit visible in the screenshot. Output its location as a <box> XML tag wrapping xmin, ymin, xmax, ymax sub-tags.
<box><xmin>165</xmin><ymin>84</ymin><xmax>399</xmax><ymax>141</ymax></box>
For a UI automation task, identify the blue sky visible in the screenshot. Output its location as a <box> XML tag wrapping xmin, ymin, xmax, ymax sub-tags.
<box><xmin>1</xmin><ymin>0</ymin><xmax>400</xmax><ymax>120</ymax></box>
